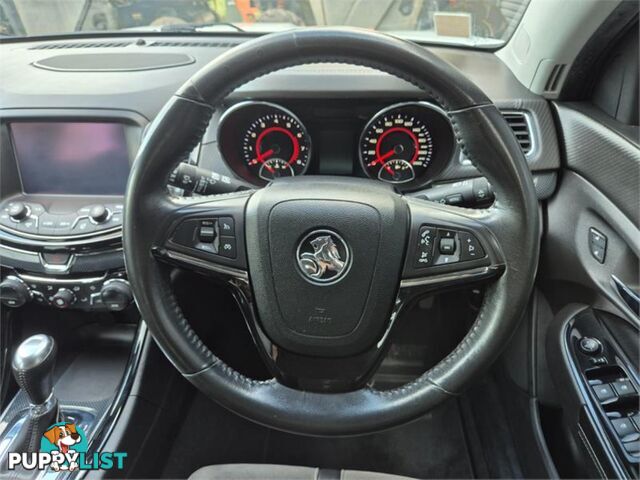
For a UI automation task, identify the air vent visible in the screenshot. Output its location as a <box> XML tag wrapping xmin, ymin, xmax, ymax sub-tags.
<box><xmin>501</xmin><ymin>111</ymin><xmax>533</xmax><ymax>155</ymax></box>
<box><xmin>544</xmin><ymin>63</ymin><xmax>566</xmax><ymax>93</ymax></box>
<box><xmin>147</xmin><ymin>40</ymin><xmax>240</xmax><ymax>48</ymax></box>
<box><xmin>29</xmin><ymin>41</ymin><xmax>133</xmax><ymax>50</ymax></box>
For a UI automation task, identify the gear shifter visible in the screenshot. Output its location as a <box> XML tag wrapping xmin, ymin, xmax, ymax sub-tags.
<box><xmin>10</xmin><ymin>335</ymin><xmax>60</xmax><ymax>453</ymax></box>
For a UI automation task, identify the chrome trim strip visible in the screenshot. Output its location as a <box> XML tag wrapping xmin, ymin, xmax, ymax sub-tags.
<box><xmin>19</xmin><ymin>272</ymin><xmax>107</xmax><ymax>284</ymax></box>
<box><xmin>400</xmin><ymin>265</ymin><xmax>502</xmax><ymax>289</ymax></box>
<box><xmin>0</xmin><ymin>227</ymin><xmax>122</xmax><ymax>247</ymax></box>
<box><xmin>165</xmin><ymin>249</ymin><xmax>249</xmax><ymax>280</ymax></box>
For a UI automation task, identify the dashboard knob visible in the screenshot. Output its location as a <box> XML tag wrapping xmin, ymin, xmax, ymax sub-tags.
<box><xmin>0</xmin><ymin>276</ymin><xmax>31</xmax><ymax>307</ymax></box>
<box><xmin>51</xmin><ymin>289</ymin><xmax>75</xmax><ymax>309</ymax></box>
<box><xmin>89</xmin><ymin>205</ymin><xmax>109</xmax><ymax>224</ymax></box>
<box><xmin>8</xmin><ymin>202</ymin><xmax>30</xmax><ymax>221</ymax></box>
<box><xmin>100</xmin><ymin>279</ymin><xmax>133</xmax><ymax>311</ymax></box>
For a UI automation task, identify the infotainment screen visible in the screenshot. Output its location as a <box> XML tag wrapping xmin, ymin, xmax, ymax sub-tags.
<box><xmin>10</xmin><ymin>122</ymin><xmax>132</xmax><ymax>195</ymax></box>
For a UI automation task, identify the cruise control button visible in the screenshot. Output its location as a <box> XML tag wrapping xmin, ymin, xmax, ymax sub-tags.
<box><xmin>459</xmin><ymin>232</ymin><xmax>485</xmax><ymax>261</ymax></box>
<box><xmin>592</xmin><ymin>384</ymin><xmax>617</xmax><ymax>403</ymax></box>
<box><xmin>218</xmin><ymin>236</ymin><xmax>237</xmax><ymax>258</ymax></box>
<box><xmin>612</xmin><ymin>417</ymin><xmax>637</xmax><ymax>438</ymax></box>
<box><xmin>218</xmin><ymin>217</ymin><xmax>235</xmax><ymax>235</ymax></box>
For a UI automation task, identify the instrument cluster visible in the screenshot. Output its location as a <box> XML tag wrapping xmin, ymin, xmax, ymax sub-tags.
<box><xmin>217</xmin><ymin>100</ymin><xmax>455</xmax><ymax>190</ymax></box>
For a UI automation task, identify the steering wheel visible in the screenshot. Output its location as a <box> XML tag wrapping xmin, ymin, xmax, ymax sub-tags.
<box><xmin>124</xmin><ymin>28</ymin><xmax>539</xmax><ymax>436</ymax></box>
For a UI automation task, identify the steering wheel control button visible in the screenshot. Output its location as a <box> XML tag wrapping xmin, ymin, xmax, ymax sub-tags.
<box><xmin>218</xmin><ymin>217</ymin><xmax>235</xmax><ymax>235</ymax></box>
<box><xmin>296</xmin><ymin>230</ymin><xmax>351</xmax><ymax>285</ymax></box>
<box><xmin>51</xmin><ymin>289</ymin><xmax>76</xmax><ymax>309</ymax></box>
<box><xmin>171</xmin><ymin>216</ymin><xmax>240</xmax><ymax>259</ymax></box>
<box><xmin>612</xmin><ymin>380</ymin><xmax>636</xmax><ymax>397</ymax></box>
<box><xmin>434</xmin><ymin>230</ymin><xmax>460</xmax><ymax>265</ymax></box>
<box><xmin>415</xmin><ymin>226</ymin><xmax>436</xmax><ymax>267</ymax></box>
<box><xmin>198</xmin><ymin>224</ymin><xmax>216</xmax><ymax>243</ymax></box>
<box><xmin>588</xmin><ymin>227</ymin><xmax>607</xmax><ymax>264</ymax></box>
<box><xmin>439</xmin><ymin>237</ymin><xmax>456</xmax><ymax>255</ymax></box>
<box><xmin>459</xmin><ymin>232</ymin><xmax>485</xmax><ymax>261</ymax></box>
<box><xmin>592</xmin><ymin>384</ymin><xmax>617</xmax><ymax>404</ymax></box>
<box><xmin>578</xmin><ymin>337</ymin><xmax>602</xmax><ymax>355</ymax></box>
<box><xmin>612</xmin><ymin>418</ymin><xmax>638</xmax><ymax>438</ymax></box>
<box><xmin>219</xmin><ymin>236</ymin><xmax>237</xmax><ymax>258</ymax></box>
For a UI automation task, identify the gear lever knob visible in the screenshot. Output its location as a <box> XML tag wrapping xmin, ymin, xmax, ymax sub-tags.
<box><xmin>12</xmin><ymin>334</ymin><xmax>57</xmax><ymax>406</ymax></box>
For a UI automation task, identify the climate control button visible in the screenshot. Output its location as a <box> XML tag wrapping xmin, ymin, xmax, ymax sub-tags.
<box><xmin>100</xmin><ymin>279</ymin><xmax>133</xmax><ymax>311</ymax></box>
<box><xmin>0</xmin><ymin>277</ymin><xmax>31</xmax><ymax>307</ymax></box>
<box><xmin>51</xmin><ymin>289</ymin><xmax>76</xmax><ymax>309</ymax></box>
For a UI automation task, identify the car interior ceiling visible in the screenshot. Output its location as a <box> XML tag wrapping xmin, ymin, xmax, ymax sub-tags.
<box><xmin>0</xmin><ymin>1</ymin><xmax>638</xmax><ymax>479</ymax></box>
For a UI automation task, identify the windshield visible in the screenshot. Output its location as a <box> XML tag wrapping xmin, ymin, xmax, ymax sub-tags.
<box><xmin>0</xmin><ymin>0</ymin><xmax>530</xmax><ymax>48</ymax></box>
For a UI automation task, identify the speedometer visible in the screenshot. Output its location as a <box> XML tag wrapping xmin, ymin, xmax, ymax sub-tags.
<box><xmin>359</xmin><ymin>102</ymin><xmax>454</xmax><ymax>187</ymax></box>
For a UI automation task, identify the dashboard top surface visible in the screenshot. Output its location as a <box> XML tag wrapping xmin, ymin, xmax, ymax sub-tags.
<box><xmin>0</xmin><ymin>34</ymin><xmax>538</xmax><ymax>118</ymax></box>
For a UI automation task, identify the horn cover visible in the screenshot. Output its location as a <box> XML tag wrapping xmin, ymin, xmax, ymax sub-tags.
<box><xmin>245</xmin><ymin>177</ymin><xmax>408</xmax><ymax>357</ymax></box>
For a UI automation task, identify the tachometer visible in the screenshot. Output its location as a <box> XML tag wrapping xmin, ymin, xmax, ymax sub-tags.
<box><xmin>241</xmin><ymin>107</ymin><xmax>311</xmax><ymax>181</ymax></box>
<box><xmin>359</xmin><ymin>102</ymin><xmax>454</xmax><ymax>187</ymax></box>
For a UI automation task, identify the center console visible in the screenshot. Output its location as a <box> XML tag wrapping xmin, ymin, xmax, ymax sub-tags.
<box><xmin>0</xmin><ymin>109</ymin><xmax>150</xmax><ymax>478</ymax></box>
<box><xmin>0</xmin><ymin>109</ymin><xmax>146</xmax><ymax>313</ymax></box>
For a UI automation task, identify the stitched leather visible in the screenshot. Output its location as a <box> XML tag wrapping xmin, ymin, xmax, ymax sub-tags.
<box><xmin>124</xmin><ymin>28</ymin><xmax>539</xmax><ymax>435</ymax></box>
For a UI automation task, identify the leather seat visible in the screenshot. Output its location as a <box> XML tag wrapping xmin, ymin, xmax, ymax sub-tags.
<box><xmin>189</xmin><ymin>464</ymin><xmax>415</xmax><ymax>479</ymax></box>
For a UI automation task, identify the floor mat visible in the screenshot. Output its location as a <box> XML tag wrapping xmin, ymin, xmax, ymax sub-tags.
<box><xmin>161</xmin><ymin>393</ymin><xmax>474</xmax><ymax>479</ymax></box>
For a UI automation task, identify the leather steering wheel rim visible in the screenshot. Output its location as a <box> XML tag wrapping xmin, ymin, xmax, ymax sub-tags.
<box><xmin>124</xmin><ymin>28</ymin><xmax>540</xmax><ymax>436</ymax></box>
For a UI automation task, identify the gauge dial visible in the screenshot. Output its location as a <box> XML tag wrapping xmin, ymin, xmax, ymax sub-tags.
<box><xmin>360</xmin><ymin>107</ymin><xmax>434</xmax><ymax>184</ymax></box>
<box><xmin>241</xmin><ymin>109</ymin><xmax>311</xmax><ymax>181</ymax></box>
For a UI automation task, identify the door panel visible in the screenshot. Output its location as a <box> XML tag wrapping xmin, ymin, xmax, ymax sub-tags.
<box><xmin>541</xmin><ymin>101</ymin><xmax>639</xmax><ymax>477</ymax></box>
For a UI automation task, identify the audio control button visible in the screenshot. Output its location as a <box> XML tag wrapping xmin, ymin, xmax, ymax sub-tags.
<box><xmin>72</xmin><ymin>218</ymin><xmax>94</xmax><ymax>234</ymax></box>
<box><xmin>8</xmin><ymin>202</ymin><xmax>30</xmax><ymax>221</ymax></box>
<box><xmin>89</xmin><ymin>205</ymin><xmax>110</xmax><ymax>224</ymax></box>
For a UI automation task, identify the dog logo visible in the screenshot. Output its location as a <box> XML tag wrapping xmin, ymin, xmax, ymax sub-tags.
<box><xmin>296</xmin><ymin>230</ymin><xmax>351</xmax><ymax>285</ymax></box>
<box><xmin>7</xmin><ymin>421</ymin><xmax>127</xmax><ymax>472</ymax></box>
<box><xmin>42</xmin><ymin>423</ymin><xmax>85</xmax><ymax>471</ymax></box>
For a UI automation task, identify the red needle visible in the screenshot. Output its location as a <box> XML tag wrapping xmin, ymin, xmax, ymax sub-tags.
<box><xmin>252</xmin><ymin>148</ymin><xmax>275</xmax><ymax>173</ymax></box>
<box><xmin>371</xmin><ymin>149</ymin><xmax>395</xmax><ymax>174</ymax></box>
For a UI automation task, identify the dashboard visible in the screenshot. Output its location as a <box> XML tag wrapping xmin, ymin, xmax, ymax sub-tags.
<box><xmin>0</xmin><ymin>34</ymin><xmax>562</xmax><ymax>313</ymax></box>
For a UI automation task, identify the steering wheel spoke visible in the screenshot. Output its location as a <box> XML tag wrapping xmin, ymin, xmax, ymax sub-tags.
<box><xmin>401</xmin><ymin>197</ymin><xmax>506</xmax><ymax>296</ymax></box>
<box><xmin>152</xmin><ymin>192</ymin><xmax>251</xmax><ymax>281</ymax></box>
